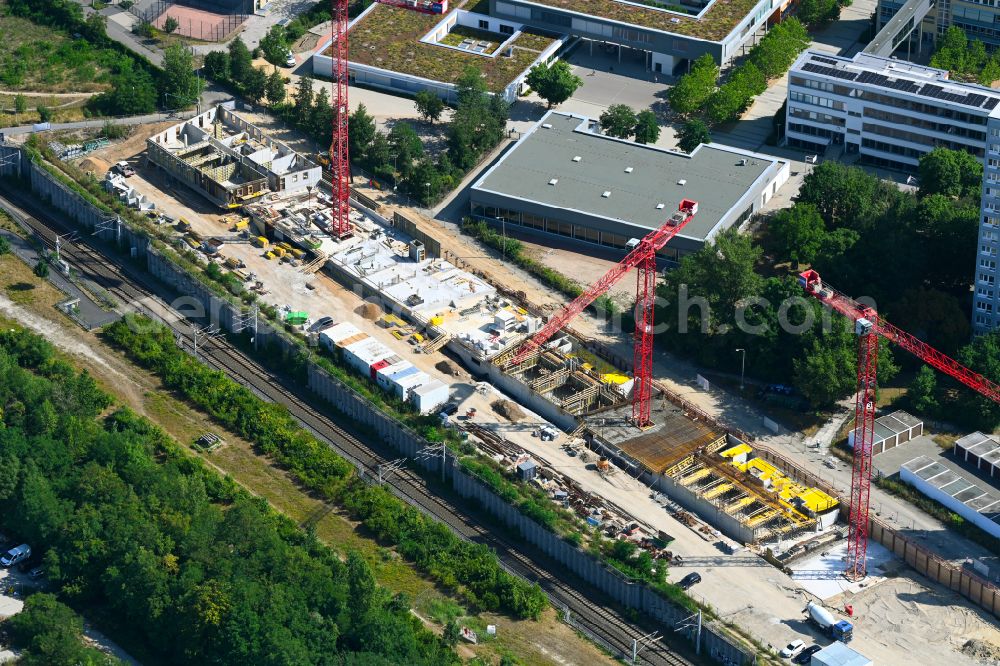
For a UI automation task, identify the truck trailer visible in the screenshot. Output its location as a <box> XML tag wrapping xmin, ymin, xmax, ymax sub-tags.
<box><xmin>805</xmin><ymin>602</ymin><xmax>853</xmax><ymax>642</ymax></box>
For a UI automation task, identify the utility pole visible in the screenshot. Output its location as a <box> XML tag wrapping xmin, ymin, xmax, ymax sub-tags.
<box><xmin>93</xmin><ymin>216</ymin><xmax>122</xmax><ymax>245</ymax></box>
<box><xmin>417</xmin><ymin>442</ymin><xmax>448</xmax><ymax>482</ymax></box>
<box><xmin>675</xmin><ymin>611</ymin><xmax>702</xmax><ymax>655</ymax></box>
<box><xmin>233</xmin><ymin>305</ymin><xmax>259</xmax><ymax>349</ymax></box>
<box><xmin>735</xmin><ymin>347</ymin><xmax>746</xmax><ymax>392</ymax></box>
<box><xmin>377</xmin><ymin>457</ymin><xmax>407</xmax><ymax>485</ymax></box>
<box><xmin>631</xmin><ymin>630</ymin><xmax>661</xmax><ymax>664</ymax></box>
<box><xmin>191</xmin><ymin>325</ymin><xmax>222</xmax><ymax>360</ymax></box>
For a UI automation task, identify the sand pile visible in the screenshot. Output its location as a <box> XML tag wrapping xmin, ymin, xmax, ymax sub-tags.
<box><xmin>436</xmin><ymin>360</ymin><xmax>461</xmax><ymax>376</ymax></box>
<box><xmin>78</xmin><ymin>156</ymin><xmax>111</xmax><ymax>175</ymax></box>
<box><xmin>962</xmin><ymin>639</ymin><xmax>1000</xmax><ymax>665</ymax></box>
<box><xmin>356</xmin><ymin>302</ymin><xmax>382</xmax><ymax>320</ymax></box>
<box><xmin>492</xmin><ymin>399</ymin><xmax>524</xmax><ymax>422</ymax></box>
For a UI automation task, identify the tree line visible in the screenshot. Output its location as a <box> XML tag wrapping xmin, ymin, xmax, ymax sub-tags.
<box><xmin>0</xmin><ymin>326</ymin><xmax>467</xmax><ymax>664</ymax></box>
<box><xmin>654</xmin><ymin>150</ymin><xmax>993</xmax><ymax>428</ymax></box>
<box><xmin>930</xmin><ymin>25</ymin><xmax>1000</xmax><ymax>86</ymax></box>
<box><xmin>103</xmin><ymin>316</ymin><xmax>548</xmax><ymax>619</ymax></box>
<box><xmin>668</xmin><ymin>20</ymin><xmax>809</xmax><ymax>149</ymax></box>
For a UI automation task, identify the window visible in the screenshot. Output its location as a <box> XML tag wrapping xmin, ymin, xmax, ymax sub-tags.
<box><xmin>978</xmin><ymin>285</ymin><xmax>994</xmax><ymax>298</ymax></box>
<box><xmin>980</xmin><ymin>272</ymin><xmax>996</xmax><ymax>285</ymax></box>
<box><xmin>981</xmin><ymin>258</ymin><xmax>997</xmax><ymax>270</ymax></box>
<box><xmin>978</xmin><ymin>300</ymin><xmax>993</xmax><ymax>312</ymax></box>
<box><xmin>499</xmin><ymin>24</ymin><xmax>514</xmax><ymax>35</ymax></box>
<box><xmin>983</xmin><ymin>244</ymin><xmax>998</xmax><ymax>257</ymax></box>
<box><xmin>479</xmin><ymin>19</ymin><xmax>489</xmax><ymax>29</ymax></box>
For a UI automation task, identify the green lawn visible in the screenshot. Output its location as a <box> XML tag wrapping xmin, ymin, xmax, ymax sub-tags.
<box><xmin>0</xmin><ymin>10</ymin><xmax>114</xmax><ymax>93</ymax></box>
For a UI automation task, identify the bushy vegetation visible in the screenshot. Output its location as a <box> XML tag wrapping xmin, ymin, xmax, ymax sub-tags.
<box><xmin>668</xmin><ymin>20</ymin><xmax>808</xmax><ymax>125</ymax></box>
<box><xmin>103</xmin><ymin>316</ymin><xmax>547</xmax><ymax>619</ymax></box>
<box><xmin>460</xmin><ymin>217</ymin><xmax>618</xmax><ymax>316</ymax></box>
<box><xmin>4</xmin><ymin>594</ymin><xmax>119</xmax><ymax>665</ymax></box>
<box><xmin>930</xmin><ymin>25</ymin><xmax>1000</xmax><ymax>86</ymax></box>
<box><xmin>0</xmin><ymin>326</ymin><xmax>463</xmax><ymax>664</ymax></box>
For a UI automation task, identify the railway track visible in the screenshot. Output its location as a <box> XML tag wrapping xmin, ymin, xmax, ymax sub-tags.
<box><xmin>0</xmin><ymin>188</ymin><xmax>701</xmax><ymax>666</ymax></box>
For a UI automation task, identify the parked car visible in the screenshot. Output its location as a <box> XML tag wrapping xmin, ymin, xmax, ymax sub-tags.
<box><xmin>780</xmin><ymin>639</ymin><xmax>805</xmax><ymax>659</ymax></box>
<box><xmin>793</xmin><ymin>645</ymin><xmax>822</xmax><ymax>664</ymax></box>
<box><xmin>27</xmin><ymin>567</ymin><xmax>44</xmax><ymax>580</ymax></box>
<box><xmin>678</xmin><ymin>572</ymin><xmax>702</xmax><ymax>590</ymax></box>
<box><xmin>115</xmin><ymin>161</ymin><xmax>135</xmax><ymax>177</ymax></box>
<box><xmin>285</xmin><ymin>51</ymin><xmax>296</xmax><ymax>67</ymax></box>
<box><xmin>439</xmin><ymin>403</ymin><xmax>459</xmax><ymax>417</ymax></box>
<box><xmin>0</xmin><ymin>544</ymin><xmax>31</xmax><ymax>568</ymax></box>
<box><xmin>310</xmin><ymin>316</ymin><xmax>334</xmax><ymax>332</ymax></box>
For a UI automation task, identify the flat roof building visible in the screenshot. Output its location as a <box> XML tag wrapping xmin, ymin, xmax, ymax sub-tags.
<box><xmin>470</xmin><ymin>111</ymin><xmax>788</xmax><ymax>261</ymax></box>
<box><xmin>901</xmin><ymin>455</ymin><xmax>1000</xmax><ymax>540</ymax></box>
<box><xmin>146</xmin><ymin>102</ymin><xmax>320</xmax><ymax>208</ymax></box>
<box><xmin>489</xmin><ymin>0</ymin><xmax>787</xmax><ymax>70</ymax></box>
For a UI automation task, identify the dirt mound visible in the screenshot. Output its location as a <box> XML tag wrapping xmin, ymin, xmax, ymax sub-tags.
<box><xmin>78</xmin><ymin>157</ymin><xmax>111</xmax><ymax>175</ymax></box>
<box><xmin>356</xmin><ymin>302</ymin><xmax>382</xmax><ymax>320</ymax></box>
<box><xmin>962</xmin><ymin>639</ymin><xmax>1000</xmax><ymax>665</ymax></box>
<box><xmin>436</xmin><ymin>360</ymin><xmax>461</xmax><ymax>376</ymax></box>
<box><xmin>492</xmin><ymin>399</ymin><xmax>524</xmax><ymax>422</ymax></box>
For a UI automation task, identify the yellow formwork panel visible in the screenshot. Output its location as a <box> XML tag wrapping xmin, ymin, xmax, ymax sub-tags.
<box><xmin>795</xmin><ymin>487</ymin><xmax>839</xmax><ymax>513</ymax></box>
<box><xmin>725</xmin><ymin>496</ymin><xmax>753</xmax><ymax>513</ymax></box>
<box><xmin>720</xmin><ymin>443</ymin><xmax>752</xmax><ymax>459</ymax></box>
<box><xmin>679</xmin><ymin>467</ymin><xmax>711</xmax><ymax>487</ymax></box>
<box><xmin>745</xmin><ymin>508</ymin><xmax>781</xmax><ymax>528</ymax></box>
<box><xmin>703</xmin><ymin>482</ymin><xmax>733</xmax><ymax>500</ymax></box>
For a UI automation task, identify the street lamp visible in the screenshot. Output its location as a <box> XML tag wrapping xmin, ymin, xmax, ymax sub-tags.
<box><xmin>424</xmin><ymin>181</ymin><xmax>430</xmax><ymax>205</ymax></box>
<box><xmin>735</xmin><ymin>348</ymin><xmax>746</xmax><ymax>392</ymax></box>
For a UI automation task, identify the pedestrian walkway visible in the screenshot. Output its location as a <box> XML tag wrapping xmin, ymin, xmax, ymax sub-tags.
<box><xmin>0</xmin><ymin>110</ymin><xmax>196</xmax><ymax>136</ymax></box>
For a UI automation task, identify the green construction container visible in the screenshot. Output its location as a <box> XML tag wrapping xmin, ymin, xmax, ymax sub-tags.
<box><xmin>285</xmin><ymin>311</ymin><xmax>308</xmax><ymax>325</ymax></box>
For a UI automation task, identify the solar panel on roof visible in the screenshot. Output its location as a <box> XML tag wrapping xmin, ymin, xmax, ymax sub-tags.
<box><xmin>920</xmin><ymin>84</ymin><xmax>944</xmax><ymax>98</ymax></box>
<box><xmin>967</xmin><ymin>93</ymin><xmax>987</xmax><ymax>106</ymax></box>
<box><xmin>813</xmin><ymin>55</ymin><xmax>840</xmax><ymax>65</ymax></box>
<box><xmin>800</xmin><ymin>62</ymin><xmax>857</xmax><ymax>80</ymax></box>
<box><xmin>985</xmin><ymin>98</ymin><xmax>1000</xmax><ymax>110</ymax></box>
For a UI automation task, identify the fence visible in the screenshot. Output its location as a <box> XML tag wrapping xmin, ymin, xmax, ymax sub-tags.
<box><xmin>129</xmin><ymin>0</ymin><xmax>248</xmax><ymax>42</ymax></box>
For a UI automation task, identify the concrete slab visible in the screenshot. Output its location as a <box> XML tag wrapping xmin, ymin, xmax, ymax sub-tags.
<box><xmin>791</xmin><ymin>540</ymin><xmax>894</xmax><ymax>601</ymax></box>
<box><xmin>873</xmin><ymin>434</ymin><xmax>943</xmax><ymax>478</ymax></box>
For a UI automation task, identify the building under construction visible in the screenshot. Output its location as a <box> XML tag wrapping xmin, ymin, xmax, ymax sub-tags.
<box><xmin>585</xmin><ymin>402</ymin><xmax>839</xmax><ymax>544</ymax></box>
<box><xmin>146</xmin><ymin>102</ymin><xmax>320</xmax><ymax>208</ymax></box>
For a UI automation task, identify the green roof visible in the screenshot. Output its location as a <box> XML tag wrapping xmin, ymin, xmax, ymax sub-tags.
<box><xmin>514</xmin><ymin>0</ymin><xmax>764</xmax><ymax>42</ymax></box>
<box><xmin>341</xmin><ymin>4</ymin><xmax>558</xmax><ymax>91</ymax></box>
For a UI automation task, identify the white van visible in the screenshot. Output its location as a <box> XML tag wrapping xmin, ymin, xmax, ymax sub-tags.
<box><xmin>0</xmin><ymin>544</ymin><xmax>31</xmax><ymax>567</ymax></box>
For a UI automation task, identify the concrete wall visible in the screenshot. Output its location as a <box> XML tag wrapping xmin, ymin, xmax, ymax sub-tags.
<box><xmin>15</xmin><ymin>148</ymin><xmax>756</xmax><ymax>665</ymax></box>
<box><xmin>393</xmin><ymin>211</ymin><xmax>441</xmax><ymax>258</ymax></box>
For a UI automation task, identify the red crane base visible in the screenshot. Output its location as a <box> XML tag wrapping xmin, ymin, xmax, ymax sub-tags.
<box><xmin>846</xmin><ymin>323</ymin><xmax>878</xmax><ymax>581</ymax></box>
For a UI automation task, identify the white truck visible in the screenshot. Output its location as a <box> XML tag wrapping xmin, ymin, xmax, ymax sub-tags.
<box><xmin>806</xmin><ymin>602</ymin><xmax>854</xmax><ymax>642</ymax></box>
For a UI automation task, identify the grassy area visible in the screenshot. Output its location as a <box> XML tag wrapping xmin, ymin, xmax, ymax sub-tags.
<box><xmin>0</xmin><ymin>9</ymin><xmax>113</xmax><ymax>93</ymax></box>
<box><xmin>439</xmin><ymin>25</ymin><xmax>502</xmax><ymax>53</ymax></box>
<box><xmin>463</xmin><ymin>0</ymin><xmax>491</xmax><ymax>14</ymax></box>
<box><xmin>345</xmin><ymin>3</ymin><xmax>556</xmax><ymax>91</ymax></box>
<box><xmin>522</xmin><ymin>0</ymin><xmax>764</xmax><ymax>40</ymax></box>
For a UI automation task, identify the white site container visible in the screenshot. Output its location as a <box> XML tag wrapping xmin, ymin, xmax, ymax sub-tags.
<box><xmin>376</xmin><ymin>360</ymin><xmax>413</xmax><ymax>391</ymax></box>
<box><xmin>392</xmin><ymin>369</ymin><xmax>429</xmax><ymax>400</ymax></box>
<box><xmin>410</xmin><ymin>379</ymin><xmax>449</xmax><ymax>414</ymax></box>
<box><xmin>318</xmin><ymin>322</ymin><xmax>362</xmax><ymax>351</ymax></box>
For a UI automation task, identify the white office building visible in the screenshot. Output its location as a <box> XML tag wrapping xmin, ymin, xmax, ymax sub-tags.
<box><xmin>785</xmin><ymin>50</ymin><xmax>1000</xmax><ymax>334</ymax></box>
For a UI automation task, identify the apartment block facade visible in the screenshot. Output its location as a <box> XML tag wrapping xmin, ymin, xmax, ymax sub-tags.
<box><xmin>785</xmin><ymin>51</ymin><xmax>1000</xmax><ymax>333</ymax></box>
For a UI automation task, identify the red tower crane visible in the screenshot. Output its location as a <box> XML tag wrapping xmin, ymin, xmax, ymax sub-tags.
<box><xmin>330</xmin><ymin>0</ymin><xmax>352</xmax><ymax>238</ymax></box>
<box><xmin>799</xmin><ymin>269</ymin><xmax>1000</xmax><ymax>580</ymax></box>
<box><xmin>510</xmin><ymin>199</ymin><xmax>699</xmax><ymax>427</ymax></box>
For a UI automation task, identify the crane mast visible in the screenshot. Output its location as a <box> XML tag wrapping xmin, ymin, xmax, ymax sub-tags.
<box><xmin>510</xmin><ymin>199</ymin><xmax>699</xmax><ymax>427</ymax></box>
<box><xmin>331</xmin><ymin>0</ymin><xmax>352</xmax><ymax>238</ymax></box>
<box><xmin>799</xmin><ymin>269</ymin><xmax>1000</xmax><ymax>579</ymax></box>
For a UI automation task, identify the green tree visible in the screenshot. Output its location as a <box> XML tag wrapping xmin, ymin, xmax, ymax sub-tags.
<box><xmin>408</xmin><ymin>158</ymin><xmax>442</xmax><ymax>205</ymax></box>
<box><xmin>633</xmin><ymin>109</ymin><xmax>660</xmax><ymax>144</ymax></box>
<box><xmin>599</xmin><ymin>104</ymin><xmax>637</xmax><ymax>139</ymax></box>
<box><xmin>265</xmin><ymin>68</ymin><xmax>286</xmax><ymax>106</ymax></box>
<box><xmin>677</xmin><ymin>118</ymin><xmax>710</xmax><ymax>153</ymax></box>
<box><xmin>8</xmin><ymin>593</ymin><xmax>114</xmax><ymax>666</ymax></box>
<box><xmin>388</xmin><ymin>122</ymin><xmax>423</xmax><ymax>176</ymax></box>
<box><xmin>797</xmin><ymin>161</ymin><xmax>897</xmax><ymax>228</ymax></box>
<box><xmin>524</xmin><ymin>59</ymin><xmax>582</xmax><ymax>108</ymax></box>
<box><xmin>14</xmin><ymin>93</ymin><xmax>27</xmax><ymax>116</ymax></box>
<box><xmin>36</xmin><ymin>105</ymin><xmax>51</xmax><ymax>123</ymax></box>
<box><xmin>0</xmin><ymin>452</ymin><xmax>19</xmax><ymax>500</ymax></box>
<box><xmin>163</xmin><ymin>15</ymin><xmax>179</xmax><ymax>34</ymax></box>
<box><xmin>310</xmin><ymin>87</ymin><xmax>333</xmax><ymax>146</ymax></box>
<box><xmin>0</xmin><ymin>235</ymin><xmax>10</xmax><ymax>256</ymax></box>
<box><xmin>909</xmin><ymin>366</ymin><xmax>938</xmax><ymax>414</ymax></box>
<box><xmin>160</xmin><ymin>43</ymin><xmax>203</xmax><ymax>108</ymax></box>
<box><xmin>796</xmin><ymin>0</ymin><xmax>838</xmax><ymax>27</ymax></box>
<box><xmin>293</xmin><ymin>73</ymin><xmax>315</xmax><ymax>125</ymax></box>
<box><xmin>349</xmin><ymin>103</ymin><xmax>377</xmax><ymax>159</ymax></box>
<box><xmin>956</xmin><ymin>331</ymin><xmax>1000</xmax><ymax>430</ymax></box>
<box><xmin>771</xmin><ymin>203</ymin><xmax>827</xmax><ymax>266</ymax></box>
<box><xmin>33</xmin><ymin>259</ymin><xmax>49</xmax><ymax>278</ymax></box>
<box><xmin>918</xmin><ymin>147</ymin><xmax>984</xmax><ymax>199</ymax></box>
<box><xmin>259</xmin><ymin>25</ymin><xmax>288</xmax><ymax>66</ymax></box>
<box><xmin>443</xmin><ymin>620</ymin><xmax>460</xmax><ymax>647</ymax></box>
<box><xmin>668</xmin><ymin>53</ymin><xmax>718</xmax><ymax>116</ymax></box>
<box><xmin>414</xmin><ymin>89</ymin><xmax>444</xmax><ymax>124</ymax></box>
<box><xmin>95</xmin><ymin>60</ymin><xmax>157</xmax><ymax>115</ymax></box>
<box><xmin>793</xmin><ymin>323</ymin><xmax>897</xmax><ymax>407</ymax></box>
<box><xmin>243</xmin><ymin>66</ymin><xmax>268</xmax><ymax>104</ymax></box>
<box><xmin>228</xmin><ymin>36</ymin><xmax>253</xmax><ymax>82</ymax></box>
<box><xmin>203</xmin><ymin>50</ymin><xmax>230</xmax><ymax>81</ymax></box>
<box><xmin>930</xmin><ymin>26</ymin><xmax>970</xmax><ymax>73</ymax></box>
